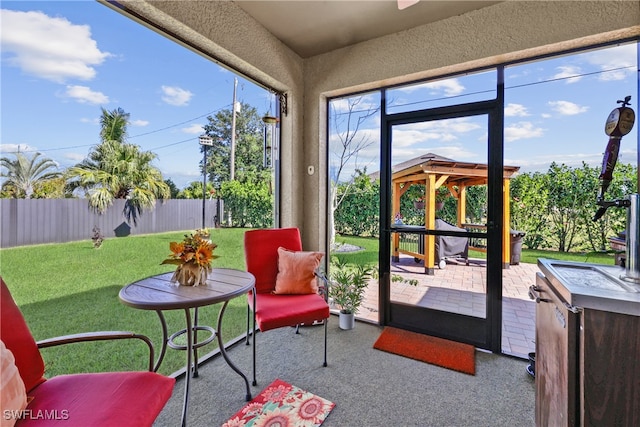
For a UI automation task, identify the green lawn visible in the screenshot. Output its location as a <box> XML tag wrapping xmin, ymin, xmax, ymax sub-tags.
<box><xmin>0</xmin><ymin>228</ymin><xmax>251</xmax><ymax>377</ymax></box>
<box><xmin>1</xmin><ymin>230</ymin><xmax>616</xmax><ymax>378</ymax></box>
<box><xmin>333</xmin><ymin>235</ymin><xmax>617</xmax><ymax>266</ymax></box>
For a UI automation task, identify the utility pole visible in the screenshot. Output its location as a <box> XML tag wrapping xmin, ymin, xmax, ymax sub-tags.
<box><xmin>230</xmin><ymin>77</ymin><xmax>238</xmax><ymax>181</ymax></box>
<box><xmin>199</xmin><ymin>135</ymin><xmax>213</xmax><ymax>230</ymax></box>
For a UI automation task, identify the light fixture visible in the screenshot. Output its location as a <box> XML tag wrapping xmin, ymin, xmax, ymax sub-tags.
<box><xmin>397</xmin><ymin>0</ymin><xmax>419</xmax><ymax>10</ymax></box>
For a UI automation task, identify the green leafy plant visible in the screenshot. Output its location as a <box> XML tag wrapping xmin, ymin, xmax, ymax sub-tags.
<box><xmin>328</xmin><ymin>258</ymin><xmax>373</xmax><ymax>315</ymax></box>
<box><xmin>436</xmin><ymin>186</ymin><xmax>451</xmax><ymax>203</ymax></box>
<box><xmin>91</xmin><ymin>226</ymin><xmax>104</xmax><ymax>249</ymax></box>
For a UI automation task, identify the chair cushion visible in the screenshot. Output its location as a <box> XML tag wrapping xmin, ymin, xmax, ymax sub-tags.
<box><xmin>274</xmin><ymin>247</ymin><xmax>324</xmax><ymax>295</ymax></box>
<box><xmin>249</xmin><ymin>292</ymin><xmax>330</xmax><ymax>332</ymax></box>
<box><xmin>244</xmin><ymin>228</ymin><xmax>303</xmax><ymax>294</ymax></box>
<box><xmin>1</xmin><ymin>340</ymin><xmax>28</xmax><ymax>426</ymax></box>
<box><xmin>0</xmin><ymin>279</ymin><xmax>46</xmax><ymax>393</ymax></box>
<box><xmin>18</xmin><ymin>372</ymin><xmax>175</xmax><ymax>427</ymax></box>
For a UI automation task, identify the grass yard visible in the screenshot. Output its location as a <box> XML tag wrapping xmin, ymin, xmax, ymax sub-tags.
<box><xmin>0</xmin><ymin>228</ymin><xmax>252</xmax><ymax>378</ymax></box>
<box><xmin>332</xmin><ymin>235</ymin><xmax>617</xmax><ymax>266</ymax></box>
<box><xmin>1</xmin><ymin>229</ymin><xmax>616</xmax><ymax>378</ymax></box>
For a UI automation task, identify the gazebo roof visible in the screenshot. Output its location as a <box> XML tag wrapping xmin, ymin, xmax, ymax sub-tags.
<box><xmin>392</xmin><ymin>153</ymin><xmax>520</xmax><ymax>188</ymax></box>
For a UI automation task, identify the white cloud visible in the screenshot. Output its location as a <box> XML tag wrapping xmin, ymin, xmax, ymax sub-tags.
<box><xmin>392</xmin><ymin>129</ymin><xmax>456</xmax><ymax>148</ymax></box>
<box><xmin>64</xmin><ymin>152</ymin><xmax>86</xmax><ymax>162</ymax></box>
<box><xmin>584</xmin><ymin>43</ymin><xmax>635</xmax><ymax>81</ymax></box>
<box><xmin>504</xmin><ymin>122</ymin><xmax>544</xmax><ymax>142</ymax></box>
<box><xmin>0</xmin><ymin>9</ymin><xmax>110</xmax><ymax>83</ymax></box>
<box><xmin>398</xmin><ymin>78</ymin><xmax>465</xmax><ymax>97</ymax></box>
<box><xmin>161</xmin><ymin>86</ymin><xmax>193</xmax><ymax>106</ymax></box>
<box><xmin>505</xmin><ymin>103</ymin><xmax>529</xmax><ymax>117</ymax></box>
<box><xmin>62</xmin><ymin>85</ymin><xmax>109</xmax><ymax>104</ymax></box>
<box><xmin>0</xmin><ymin>143</ymin><xmax>37</xmax><ymax>155</ymax></box>
<box><xmin>80</xmin><ymin>117</ymin><xmax>99</xmax><ymax>125</ymax></box>
<box><xmin>390</xmin><ymin>145</ymin><xmax>479</xmax><ymax>170</ymax></box>
<box><xmin>131</xmin><ymin>119</ymin><xmax>149</xmax><ymax>127</ymax></box>
<box><xmin>329</xmin><ymin>94</ymin><xmax>380</xmax><ymax>114</ymax></box>
<box><xmin>182</xmin><ymin>124</ymin><xmax>206</xmax><ymax>134</ymax></box>
<box><xmin>410</xmin><ymin>118</ymin><xmax>481</xmax><ymax>134</ymax></box>
<box><xmin>552</xmin><ymin>65</ymin><xmax>582</xmax><ymax>84</ymax></box>
<box><xmin>548</xmin><ymin>100</ymin><xmax>588</xmax><ymax>116</ymax></box>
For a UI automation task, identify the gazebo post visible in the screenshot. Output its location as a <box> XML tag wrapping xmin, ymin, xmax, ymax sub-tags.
<box><xmin>391</xmin><ymin>181</ymin><xmax>401</xmax><ymax>262</ymax></box>
<box><xmin>424</xmin><ymin>175</ymin><xmax>436</xmax><ymax>275</ymax></box>
<box><xmin>457</xmin><ymin>185</ymin><xmax>467</xmax><ymax>229</ymax></box>
<box><xmin>502</xmin><ymin>178</ymin><xmax>511</xmax><ymax>268</ymax></box>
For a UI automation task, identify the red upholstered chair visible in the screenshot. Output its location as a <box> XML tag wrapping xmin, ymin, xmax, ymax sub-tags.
<box><xmin>244</xmin><ymin>228</ymin><xmax>330</xmax><ymax>385</ymax></box>
<box><xmin>0</xmin><ymin>278</ymin><xmax>175</xmax><ymax>427</ymax></box>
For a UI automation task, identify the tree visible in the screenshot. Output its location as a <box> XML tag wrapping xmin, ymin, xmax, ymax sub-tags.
<box><xmin>32</xmin><ymin>176</ymin><xmax>71</xmax><ymax>199</ymax></box>
<box><xmin>177</xmin><ymin>181</ymin><xmax>216</xmax><ymax>199</ymax></box>
<box><xmin>0</xmin><ymin>152</ymin><xmax>61</xmax><ymax>199</ymax></box>
<box><xmin>201</xmin><ymin>102</ymin><xmax>269</xmax><ymax>187</ymax></box>
<box><xmin>545</xmin><ymin>162</ymin><xmax>598</xmax><ymax>252</ymax></box>
<box><xmin>329</xmin><ymin>95</ymin><xmax>379</xmax><ymax>244</ymax></box>
<box><xmin>66</xmin><ymin>107</ymin><xmax>169</xmax><ymax>222</ymax></box>
<box><xmin>583</xmin><ymin>162</ymin><xmax>635</xmax><ymax>252</ymax></box>
<box><xmin>511</xmin><ymin>172</ymin><xmax>550</xmax><ymax>250</ymax></box>
<box><xmin>164</xmin><ymin>178</ymin><xmax>180</xmax><ymax>199</ymax></box>
<box><xmin>334</xmin><ymin>169</ymin><xmax>379</xmax><ymax>236</ymax></box>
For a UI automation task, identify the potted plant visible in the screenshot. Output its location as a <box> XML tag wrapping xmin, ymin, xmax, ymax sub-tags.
<box><xmin>328</xmin><ymin>259</ymin><xmax>373</xmax><ymax>330</ymax></box>
<box><xmin>435</xmin><ymin>187</ymin><xmax>450</xmax><ymax>210</ymax></box>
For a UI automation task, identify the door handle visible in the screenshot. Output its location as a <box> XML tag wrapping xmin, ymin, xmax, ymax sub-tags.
<box><xmin>528</xmin><ymin>285</ymin><xmax>550</xmax><ymax>303</ymax></box>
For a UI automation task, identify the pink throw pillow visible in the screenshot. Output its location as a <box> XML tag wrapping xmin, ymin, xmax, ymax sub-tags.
<box><xmin>1</xmin><ymin>340</ymin><xmax>27</xmax><ymax>427</ymax></box>
<box><xmin>274</xmin><ymin>247</ymin><xmax>324</xmax><ymax>294</ymax></box>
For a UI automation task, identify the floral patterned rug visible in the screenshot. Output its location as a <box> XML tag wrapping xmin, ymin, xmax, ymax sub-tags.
<box><xmin>222</xmin><ymin>379</ymin><xmax>335</xmax><ymax>427</ymax></box>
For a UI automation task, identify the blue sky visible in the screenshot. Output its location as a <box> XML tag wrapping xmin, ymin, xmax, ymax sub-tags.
<box><xmin>2</xmin><ymin>2</ymin><xmax>638</xmax><ymax>192</ymax></box>
<box><xmin>1</xmin><ymin>1</ymin><xmax>270</xmax><ymax>189</ymax></box>
<box><xmin>330</xmin><ymin>43</ymin><xmax>638</xmax><ymax>181</ymax></box>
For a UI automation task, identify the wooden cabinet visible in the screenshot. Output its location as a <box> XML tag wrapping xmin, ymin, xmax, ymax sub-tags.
<box><xmin>534</xmin><ymin>273</ymin><xmax>640</xmax><ymax>426</ymax></box>
<box><xmin>580</xmin><ymin>308</ymin><xmax>640</xmax><ymax>425</ymax></box>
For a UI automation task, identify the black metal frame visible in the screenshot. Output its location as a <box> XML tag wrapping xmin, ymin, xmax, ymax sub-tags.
<box><xmin>378</xmin><ymin>68</ymin><xmax>506</xmax><ymax>353</ymax></box>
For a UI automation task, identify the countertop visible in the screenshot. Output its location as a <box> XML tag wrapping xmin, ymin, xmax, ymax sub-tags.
<box><xmin>537</xmin><ymin>258</ymin><xmax>640</xmax><ymax>316</ymax></box>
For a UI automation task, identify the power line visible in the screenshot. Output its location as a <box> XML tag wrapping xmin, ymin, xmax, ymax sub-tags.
<box><xmin>5</xmin><ymin>104</ymin><xmax>232</xmax><ymax>155</ymax></box>
<box><xmin>334</xmin><ymin>65</ymin><xmax>636</xmax><ymax>116</ymax></box>
<box><xmin>128</xmin><ymin>105</ymin><xmax>232</xmax><ymax>139</ymax></box>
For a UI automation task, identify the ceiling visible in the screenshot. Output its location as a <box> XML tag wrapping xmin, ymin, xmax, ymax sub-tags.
<box><xmin>234</xmin><ymin>1</ymin><xmax>501</xmax><ymax>58</ymax></box>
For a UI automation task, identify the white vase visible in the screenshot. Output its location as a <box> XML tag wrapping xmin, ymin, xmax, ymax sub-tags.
<box><xmin>339</xmin><ymin>311</ymin><xmax>355</xmax><ymax>330</ymax></box>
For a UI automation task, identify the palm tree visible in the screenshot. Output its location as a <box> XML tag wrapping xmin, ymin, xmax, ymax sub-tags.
<box><xmin>66</xmin><ymin>108</ymin><xmax>169</xmax><ymax>222</ymax></box>
<box><xmin>0</xmin><ymin>152</ymin><xmax>61</xmax><ymax>198</ymax></box>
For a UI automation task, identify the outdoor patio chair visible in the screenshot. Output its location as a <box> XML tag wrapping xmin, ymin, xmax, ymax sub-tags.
<box><xmin>244</xmin><ymin>227</ymin><xmax>330</xmax><ymax>386</ymax></box>
<box><xmin>0</xmin><ymin>277</ymin><xmax>175</xmax><ymax>427</ymax></box>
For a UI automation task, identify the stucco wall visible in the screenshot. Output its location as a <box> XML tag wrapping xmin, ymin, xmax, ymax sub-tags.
<box><xmin>112</xmin><ymin>0</ymin><xmax>639</xmax><ymax>252</ymax></box>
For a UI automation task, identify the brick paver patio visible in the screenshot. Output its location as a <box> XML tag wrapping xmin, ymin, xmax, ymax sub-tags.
<box><xmin>353</xmin><ymin>255</ymin><xmax>539</xmax><ymax>358</ymax></box>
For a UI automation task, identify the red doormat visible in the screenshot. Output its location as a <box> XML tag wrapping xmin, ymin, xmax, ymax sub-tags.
<box><xmin>222</xmin><ymin>378</ymin><xmax>335</xmax><ymax>427</ymax></box>
<box><xmin>373</xmin><ymin>327</ymin><xmax>476</xmax><ymax>375</ymax></box>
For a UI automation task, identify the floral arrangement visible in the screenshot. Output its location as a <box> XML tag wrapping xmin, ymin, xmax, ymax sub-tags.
<box><xmin>161</xmin><ymin>230</ymin><xmax>218</xmax><ymax>286</ymax></box>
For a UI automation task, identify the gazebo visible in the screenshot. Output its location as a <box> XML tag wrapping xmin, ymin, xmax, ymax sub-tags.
<box><xmin>391</xmin><ymin>153</ymin><xmax>520</xmax><ymax>273</ymax></box>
